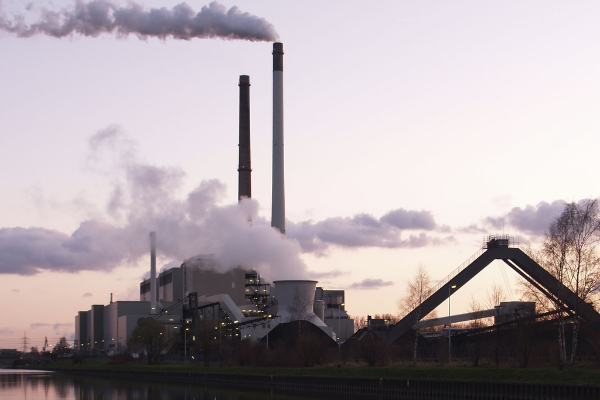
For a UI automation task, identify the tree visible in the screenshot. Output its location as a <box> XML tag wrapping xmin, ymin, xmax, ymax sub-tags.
<box><xmin>53</xmin><ymin>337</ymin><xmax>70</xmax><ymax>358</ymax></box>
<box><xmin>192</xmin><ymin>317</ymin><xmax>222</xmax><ymax>367</ymax></box>
<box><xmin>397</xmin><ymin>264</ymin><xmax>434</xmax><ymax>365</ymax></box>
<box><xmin>519</xmin><ymin>199</ymin><xmax>600</xmax><ymax>364</ymax></box>
<box><xmin>128</xmin><ymin>318</ymin><xmax>172</xmax><ymax>364</ymax></box>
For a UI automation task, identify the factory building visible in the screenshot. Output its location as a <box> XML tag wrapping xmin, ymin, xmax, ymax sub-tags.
<box><xmin>74</xmin><ymin>42</ymin><xmax>356</xmax><ymax>355</ymax></box>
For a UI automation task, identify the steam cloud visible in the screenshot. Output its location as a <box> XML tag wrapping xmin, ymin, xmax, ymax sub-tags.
<box><xmin>0</xmin><ymin>127</ymin><xmax>449</xmax><ymax>279</ymax></box>
<box><xmin>0</xmin><ymin>1</ymin><xmax>278</xmax><ymax>41</ymax></box>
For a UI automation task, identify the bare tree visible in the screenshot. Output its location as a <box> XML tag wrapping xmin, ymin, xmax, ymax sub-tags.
<box><xmin>467</xmin><ymin>296</ymin><xmax>485</xmax><ymax>366</ymax></box>
<box><xmin>566</xmin><ymin>199</ymin><xmax>600</xmax><ymax>362</ymax></box>
<box><xmin>397</xmin><ymin>264</ymin><xmax>434</xmax><ymax>365</ymax></box>
<box><xmin>519</xmin><ymin>200</ymin><xmax>600</xmax><ymax>364</ymax></box>
<box><xmin>128</xmin><ymin>318</ymin><xmax>173</xmax><ymax>364</ymax></box>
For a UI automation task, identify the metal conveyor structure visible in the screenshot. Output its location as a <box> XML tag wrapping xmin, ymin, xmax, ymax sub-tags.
<box><xmin>386</xmin><ymin>235</ymin><xmax>600</xmax><ymax>343</ymax></box>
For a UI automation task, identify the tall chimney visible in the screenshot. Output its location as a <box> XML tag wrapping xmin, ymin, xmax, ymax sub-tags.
<box><xmin>150</xmin><ymin>232</ymin><xmax>157</xmax><ymax>314</ymax></box>
<box><xmin>238</xmin><ymin>75</ymin><xmax>251</xmax><ymax>201</ymax></box>
<box><xmin>271</xmin><ymin>42</ymin><xmax>285</xmax><ymax>234</ymax></box>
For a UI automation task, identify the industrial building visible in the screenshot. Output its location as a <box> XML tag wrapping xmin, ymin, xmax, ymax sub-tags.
<box><xmin>74</xmin><ymin>42</ymin><xmax>356</xmax><ymax>356</ymax></box>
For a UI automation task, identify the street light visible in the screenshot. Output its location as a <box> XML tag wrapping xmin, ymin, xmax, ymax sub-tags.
<box><xmin>184</xmin><ymin>327</ymin><xmax>189</xmax><ymax>362</ymax></box>
<box><xmin>448</xmin><ymin>285</ymin><xmax>457</xmax><ymax>363</ymax></box>
<box><xmin>338</xmin><ymin>303</ymin><xmax>345</xmax><ymax>361</ymax></box>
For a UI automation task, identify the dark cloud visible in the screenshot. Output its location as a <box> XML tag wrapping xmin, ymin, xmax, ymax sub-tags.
<box><xmin>349</xmin><ymin>278</ymin><xmax>394</xmax><ymax>290</ymax></box>
<box><xmin>0</xmin><ymin>328</ymin><xmax>14</xmax><ymax>335</ymax></box>
<box><xmin>82</xmin><ymin>293</ymin><xmax>92</xmax><ymax>297</ymax></box>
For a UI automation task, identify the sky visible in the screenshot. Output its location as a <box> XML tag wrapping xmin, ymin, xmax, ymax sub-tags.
<box><xmin>1</xmin><ymin>0</ymin><xmax>600</xmax><ymax>351</ymax></box>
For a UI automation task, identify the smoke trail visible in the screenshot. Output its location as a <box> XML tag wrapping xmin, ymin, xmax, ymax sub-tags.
<box><xmin>0</xmin><ymin>1</ymin><xmax>278</xmax><ymax>41</ymax></box>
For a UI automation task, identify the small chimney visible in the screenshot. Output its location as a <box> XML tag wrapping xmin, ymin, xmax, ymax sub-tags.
<box><xmin>110</xmin><ymin>293</ymin><xmax>113</xmax><ymax>304</ymax></box>
<box><xmin>150</xmin><ymin>232</ymin><xmax>157</xmax><ymax>314</ymax></box>
<box><xmin>271</xmin><ymin>42</ymin><xmax>285</xmax><ymax>235</ymax></box>
<box><xmin>238</xmin><ymin>75</ymin><xmax>251</xmax><ymax>201</ymax></box>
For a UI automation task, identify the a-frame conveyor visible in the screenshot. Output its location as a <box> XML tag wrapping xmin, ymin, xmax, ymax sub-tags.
<box><xmin>387</xmin><ymin>236</ymin><xmax>600</xmax><ymax>343</ymax></box>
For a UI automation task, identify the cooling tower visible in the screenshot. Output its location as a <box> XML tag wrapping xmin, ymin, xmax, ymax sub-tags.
<box><xmin>238</xmin><ymin>75</ymin><xmax>251</xmax><ymax>201</ymax></box>
<box><xmin>271</xmin><ymin>42</ymin><xmax>285</xmax><ymax>234</ymax></box>
<box><xmin>273</xmin><ymin>280</ymin><xmax>327</xmax><ymax>327</ymax></box>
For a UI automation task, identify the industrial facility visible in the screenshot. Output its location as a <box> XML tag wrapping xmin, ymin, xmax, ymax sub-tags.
<box><xmin>74</xmin><ymin>42</ymin><xmax>600</xmax><ymax>367</ymax></box>
<box><xmin>75</xmin><ymin>42</ymin><xmax>354</xmax><ymax>357</ymax></box>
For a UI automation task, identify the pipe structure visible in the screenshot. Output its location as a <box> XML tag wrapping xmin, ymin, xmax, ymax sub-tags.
<box><xmin>271</xmin><ymin>42</ymin><xmax>285</xmax><ymax>235</ymax></box>
<box><xmin>238</xmin><ymin>75</ymin><xmax>251</xmax><ymax>201</ymax></box>
<box><xmin>150</xmin><ymin>231</ymin><xmax>157</xmax><ymax>314</ymax></box>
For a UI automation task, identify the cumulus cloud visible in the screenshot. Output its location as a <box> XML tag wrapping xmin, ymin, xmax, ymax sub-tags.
<box><xmin>0</xmin><ymin>1</ymin><xmax>278</xmax><ymax>41</ymax></box>
<box><xmin>486</xmin><ymin>200</ymin><xmax>567</xmax><ymax>237</ymax></box>
<box><xmin>349</xmin><ymin>278</ymin><xmax>394</xmax><ymax>290</ymax></box>
<box><xmin>287</xmin><ymin>210</ymin><xmax>452</xmax><ymax>255</ymax></box>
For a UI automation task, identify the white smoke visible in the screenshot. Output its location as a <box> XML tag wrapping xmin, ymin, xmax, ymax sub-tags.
<box><xmin>0</xmin><ymin>126</ymin><xmax>303</xmax><ymax>281</ymax></box>
<box><xmin>0</xmin><ymin>0</ymin><xmax>278</xmax><ymax>41</ymax></box>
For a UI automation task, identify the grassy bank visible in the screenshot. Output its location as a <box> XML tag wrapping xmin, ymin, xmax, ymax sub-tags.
<box><xmin>37</xmin><ymin>359</ymin><xmax>600</xmax><ymax>386</ymax></box>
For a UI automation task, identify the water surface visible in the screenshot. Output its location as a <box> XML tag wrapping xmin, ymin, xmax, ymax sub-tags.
<box><xmin>0</xmin><ymin>369</ymin><xmax>328</xmax><ymax>400</ymax></box>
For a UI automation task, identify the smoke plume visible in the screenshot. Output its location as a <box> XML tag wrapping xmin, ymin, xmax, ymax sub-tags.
<box><xmin>0</xmin><ymin>127</ymin><xmax>451</xmax><ymax>279</ymax></box>
<box><xmin>0</xmin><ymin>1</ymin><xmax>278</xmax><ymax>41</ymax></box>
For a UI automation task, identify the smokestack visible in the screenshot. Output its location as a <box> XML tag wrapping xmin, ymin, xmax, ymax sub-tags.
<box><xmin>238</xmin><ymin>75</ymin><xmax>251</xmax><ymax>201</ymax></box>
<box><xmin>271</xmin><ymin>42</ymin><xmax>285</xmax><ymax>235</ymax></box>
<box><xmin>150</xmin><ymin>232</ymin><xmax>157</xmax><ymax>314</ymax></box>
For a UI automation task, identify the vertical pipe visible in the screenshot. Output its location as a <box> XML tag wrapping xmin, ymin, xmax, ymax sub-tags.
<box><xmin>238</xmin><ymin>75</ymin><xmax>251</xmax><ymax>201</ymax></box>
<box><xmin>271</xmin><ymin>42</ymin><xmax>285</xmax><ymax>234</ymax></box>
<box><xmin>150</xmin><ymin>231</ymin><xmax>157</xmax><ymax>314</ymax></box>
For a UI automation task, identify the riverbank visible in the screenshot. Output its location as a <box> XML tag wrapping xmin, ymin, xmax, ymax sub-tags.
<box><xmin>36</xmin><ymin>359</ymin><xmax>600</xmax><ymax>386</ymax></box>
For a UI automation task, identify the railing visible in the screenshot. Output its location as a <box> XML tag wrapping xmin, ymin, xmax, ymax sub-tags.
<box><xmin>431</xmin><ymin>248</ymin><xmax>485</xmax><ymax>294</ymax></box>
<box><xmin>431</xmin><ymin>235</ymin><xmax>520</xmax><ymax>295</ymax></box>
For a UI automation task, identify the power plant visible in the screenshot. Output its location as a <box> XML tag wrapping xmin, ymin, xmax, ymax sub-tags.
<box><xmin>75</xmin><ymin>42</ymin><xmax>353</xmax><ymax>357</ymax></box>
<box><xmin>73</xmin><ymin>43</ymin><xmax>600</xmax><ymax>367</ymax></box>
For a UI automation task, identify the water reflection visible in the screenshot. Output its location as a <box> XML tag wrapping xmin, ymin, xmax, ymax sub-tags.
<box><xmin>0</xmin><ymin>370</ymin><xmax>324</xmax><ymax>400</ymax></box>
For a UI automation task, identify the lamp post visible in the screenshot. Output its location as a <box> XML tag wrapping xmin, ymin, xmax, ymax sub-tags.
<box><xmin>448</xmin><ymin>285</ymin><xmax>457</xmax><ymax>363</ymax></box>
<box><xmin>184</xmin><ymin>327</ymin><xmax>189</xmax><ymax>362</ymax></box>
<box><xmin>338</xmin><ymin>303</ymin><xmax>345</xmax><ymax>360</ymax></box>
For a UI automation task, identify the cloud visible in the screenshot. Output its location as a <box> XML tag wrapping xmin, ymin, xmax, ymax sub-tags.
<box><xmin>287</xmin><ymin>210</ymin><xmax>451</xmax><ymax>255</ymax></box>
<box><xmin>0</xmin><ymin>126</ymin><xmax>453</xmax><ymax>280</ymax></box>
<box><xmin>0</xmin><ymin>127</ymin><xmax>308</xmax><ymax>281</ymax></box>
<box><xmin>486</xmin><ymin>200</ymin><xmax>567</xmax><ymax>237</ymax></box>
<box><xmin>307</xmin><ymin>269</ymin><xmax>345</xmax><ymax>279</ymax></box>
<box><xmin>30</xmin><ymin>323</ymin><xmax>50</xmax><ymax>329</ymax></box>
<box><xmin>0</xmin><ymin>1</ymin><xmax>278</xmax><ymax>41</ymax></box>
<box><xmin>11</xmin><ymin>289</ymin><xmax>19</xmax><ymax>293</ymax></box>
<box><xmin>380</xmin><ymin>209</ymin><xmax>436</xmax><ymax>230</ymax></box>
<box><xmin>82</xmin><ymin>293</ymin><xmax>92</xmax><ymax>297</ymax></box>
<box><xmin>349</xmin><ymin>278</ymin><xmax>394</xmax><ymax>290</ymax></box>
<box><xmin>0</xmin><ymin>328</ymin><xmax>14</xmax><ymax>335</ymax></box>
<box><xmin>53</xmin><ymin>323</ymin><xmax>73</xmax><ymax>331</ymax></box>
